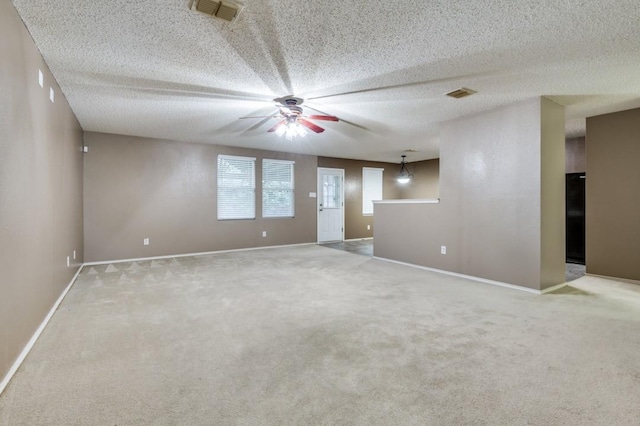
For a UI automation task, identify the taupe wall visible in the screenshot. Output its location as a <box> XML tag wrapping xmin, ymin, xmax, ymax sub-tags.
<box><xmin>317</xmin><ymin>157</ymin><xmax>402</xmax><ymax>240</ymax></box>
<box><xmin>84</xmin><ymin>132</ymin><xmax>317</xmax><ymax>262</ymax></box>
<box><xmin>374</xmin><ymin>98</ymin><xmax>566</xmax><ymax>291</ymax></box>
<box><xmin>566</xmin><ymin>137</ymin><xmax>586</xmax><ymax>173</ymax></box>
<box><xmin>540</xmin><ymin>98</ymin><xmax>568</xmax><ymax>288</ymax></box>
<box><xmin>398</xmin><ymin>159</ymin><xmax>439</xmax><ymax>200</ymax></box>
<box><xmin>586</xmin><ymin>108</ymin><xmax>640</xmax><ymax>281</ymax></box>
<box><xmin>1</xmin><ymin>1</ymin><xmax>84</xmax><ymax>384</ymax></box>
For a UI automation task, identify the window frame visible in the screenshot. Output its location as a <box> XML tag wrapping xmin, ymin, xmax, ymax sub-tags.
<box><xmin>217</xmin><ymin>154</ymin><xmax>256</xmax><ymax>220</ymax></box>
<box><xmin>362</xmin><ymin>167</ymin><xmax>384</xmax><ymax>216</ymax></box>
<box><xmin>262</xmin><ymin>159</ymin><xmax>295</xmax><ymax>218</ymax></box>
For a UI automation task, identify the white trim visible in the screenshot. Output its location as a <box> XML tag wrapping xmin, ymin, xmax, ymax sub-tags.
<box><xmin>373</xmin><ymin>199</ymin><xmax>440</xmax><ymax>204</ymax></box>
<box><xmin>218</xmin><ymin>154</ymin><xmax>256</xmax><ymax>161</ymax></box>
<box><xmin>344</xmin><ymin>237</ymin><xmax>373</xmax><ymax>242</ymax></box>
<box><xmin>83</xmin><ymin>242</ymin><xmax>315</xmax><ymax>266</ymax></box>
<box><xmin>263</xmin><ymin>158</ymin><xmax>295</xmax><ymax>165</ymax></box>
<box><xmin>372</xmin><ymin>256</ymin><xmax>553</xmax><ymax>295</ymax></box>
<box><xmin>0</xmin><ymin>265</ymin><xmax>84</xmax><ymax>396</ymax></box>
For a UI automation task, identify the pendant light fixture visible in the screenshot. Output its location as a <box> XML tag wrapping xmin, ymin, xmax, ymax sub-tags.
<box><xmin>397</xmin><ymin>155</ymin><xmax>413</xmax><ymax>184</ymax></box>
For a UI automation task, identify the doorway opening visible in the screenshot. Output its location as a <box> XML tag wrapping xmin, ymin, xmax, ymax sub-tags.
<box><xmin>566</xmin><ymin>172</ymin><xmax>586</xmax><ymax>264</ymax></box>
<box><xmin>566</xmin><ymin>172</ymin><xmax>586</xmax><ymax>281</ymax></box>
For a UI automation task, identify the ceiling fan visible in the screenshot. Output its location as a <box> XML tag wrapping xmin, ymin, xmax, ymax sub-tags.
<box><xmin>240</xmin><ymin>96</ymin><xmax>339</xmax><ymax>138</ymax></box>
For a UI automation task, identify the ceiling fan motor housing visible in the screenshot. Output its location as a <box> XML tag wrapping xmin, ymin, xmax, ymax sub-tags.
<box><xmin>286</xmin><ymin>105</ymin><xmax>303</xmax><ymax>115</ymax></box>
<box><xmin>282</xmin><ymin>97</ymin><xmax>303</xmax><ymax>106</ymax></box>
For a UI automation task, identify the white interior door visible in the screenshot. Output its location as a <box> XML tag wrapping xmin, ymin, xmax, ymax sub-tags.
<box><xmin>317</xmin><ymin>168</ymin><xmax>344</xmax><ymax>243</ymax></box>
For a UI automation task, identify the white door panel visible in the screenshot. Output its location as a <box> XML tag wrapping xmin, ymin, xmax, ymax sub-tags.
<box><xmin>317</xmin><ymin>168</ymin><xmax>344</xmax><ymax>242</ymax></box>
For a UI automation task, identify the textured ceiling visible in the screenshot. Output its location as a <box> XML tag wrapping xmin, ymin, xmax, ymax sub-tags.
<box><xmin>11</xmin><ymin>0</ymin><xmax>640</xmax><ymax>161</ymax></box>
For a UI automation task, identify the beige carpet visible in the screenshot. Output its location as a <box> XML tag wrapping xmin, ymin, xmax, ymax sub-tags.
<box><xmin>1</xmin><ymin>245</ymin><xmax>639</xmax><ymax>425</ymax></box>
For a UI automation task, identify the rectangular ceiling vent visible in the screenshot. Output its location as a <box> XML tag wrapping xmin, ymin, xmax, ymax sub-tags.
<box><xmin>192</xmin><ymin>0</ymin><xmax>244</xmax><ymax>23</ymax></box>
<box><xmin>446</xmin><ymin>88</ymin><xmax>477</xmax><ymax>99</ymax></box>
<box><xmin>196</xmin><ymin>0</ymin><xmax>220</xmax><ymax>15</ymax></box>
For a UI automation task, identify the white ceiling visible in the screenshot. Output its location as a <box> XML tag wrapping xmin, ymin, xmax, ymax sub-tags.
<box><xmin>11</xmin><ymin>0</ymin><xmax>640</xmax><ymax>162</ymax></box>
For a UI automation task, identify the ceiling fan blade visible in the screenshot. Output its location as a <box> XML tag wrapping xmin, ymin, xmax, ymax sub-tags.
<box><xmin>304</xmin><ymin>105</ymin><xmax>371</xmax><ymax>132</ymax></box>
<box><xmin>306</xmin><ymin>115</ymin><xmax>339</xmax><ymax>121</ymax></box>
<box><xmin>268</xmin><ymin>120</ymin><xmax>287</xmax><ymax>133</ymax></box>
<box><xmin>298</xmin><ymin>118</ymin><xmax>325</xmax><ymax>133</ymax></box>
<box><xmin>239</xmin><ymin>115</ymin><xmax>280</xmax><ymax>119</ymax></box>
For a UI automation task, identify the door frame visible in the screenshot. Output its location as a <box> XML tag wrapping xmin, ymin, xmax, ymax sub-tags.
<box><xmin>317</xmin><ymin>167</ymin><xmax>345</xmax><ymax>243</ymax></box>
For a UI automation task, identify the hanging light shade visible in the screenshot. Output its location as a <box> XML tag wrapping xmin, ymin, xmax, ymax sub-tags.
<box><xmin>397</xmin><ymin>155</ymin><xmax>413</xmax><ymax>184</ymax></box>
<box><xmin>275</xmin><ymin>119</ymin><xmax>308</xmax><ymax>140</ymax></box>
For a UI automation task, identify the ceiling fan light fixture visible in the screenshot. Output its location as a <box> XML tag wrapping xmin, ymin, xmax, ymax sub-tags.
<box><xmin>277</xmin><ymin>121</ymin><xmax>307</xmax><ymax>140</ymax></box>
<box><xmin>240</xmin><ymin>96</ymin><xmax>338</xmax><ymax>137</ymax></box>
<box><xmin>397</xmin><ymin>155</ymin><xmax>413</xmax><ymax>184</ymax></box>
<box><xmin>275</xmin><ymin>124</ymin><xmax>287</xmax><ymax>137</ymax></box>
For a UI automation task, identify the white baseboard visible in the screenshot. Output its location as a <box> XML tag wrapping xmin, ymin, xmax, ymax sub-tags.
<box><xmin>0</xmin><ymin>265</ymin><xmax>84</xmax><ymax>396</ymax></box>
<box><xmin>83</xmin><ymin>242</ymin><xmax>316</xmax><ymax>266</ymax></box>
<box><xmin>372</xmin><ymin>256</ymin><xmax>566</xmax><ymax>295</ymax></box>
<box><xmin>343</xmin><ymin>237</ymin><xmax>373</xmax><ymax>242</ymax></box>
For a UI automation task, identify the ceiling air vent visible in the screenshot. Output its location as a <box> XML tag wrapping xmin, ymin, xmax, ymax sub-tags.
<box><xmin>193</xmin><ymin>0</ymin><xmax>244</xmax><ymax>23</ymax></box>
<box><xmin>195</xmin><ymin>0</ymin><xmax>220</xmax><ymax>15</ymax></box>
<box><xmin>216</xmin><ymin>2</ymin><xmax>240</xmax><ymax>21</ymax></box>
<box><xmin>446</xmin><ymin>88</ymin><xmax>477</xmax><ymax>99</ymax></box>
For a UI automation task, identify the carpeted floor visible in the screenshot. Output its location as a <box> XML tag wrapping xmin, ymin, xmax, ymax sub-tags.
<box><xmin>320</xmin><ymin>239</ymin><xmax>374</xmax><ymax>257</ymax></box>
<box><xmin>322</xmin><ymin>239</ymin><xmax>587</xmax><ymax>282</ymax></box>
<box><xmin>1</xmin><ymin>245</ymin><xmax>639</xmax><ymax>425</ymax></box>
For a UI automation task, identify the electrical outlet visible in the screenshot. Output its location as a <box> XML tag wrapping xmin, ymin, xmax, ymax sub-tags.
<box><xmin>73</xmin><ymin>250</ymin><xmax>76</xmax><ymax>260</ymax></box>
<box><xmin>66</xmin><ymin>256</ymin><xmax>70</xmax><ymax>267</ymax></box>
<box><xmin>367</xmin><ymin>225</ymin><xmax>371</xmax><ymax>230</ymax></box>
<box><xmin>262</xmin><ymin>231</ymin><xmax>267</xmax><ymax>237</ymax></box>
<box><xmin>143</xmin><ymin>238</ymin><xmax>150</xmax><ymax>246</ymax></box>
<box><xmin>440</xmin><ymin>246</ymin><xmax>447</xmax><ymax>255</ymax></box>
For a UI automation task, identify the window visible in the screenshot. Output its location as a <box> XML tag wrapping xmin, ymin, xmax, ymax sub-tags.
<box><xmin>321</xmin><ymin>174</ymin><xmax>341</xmax><ymax>208</ymax></box>
<box><xmin>262</xmin><ymin>159</ymin><xmax>295</xmax><ymax>218</ymax></box>
<box><xmin>217</xmin><ymin>155</ymin><xmax>256</xmax><ymax>220</ymax></box>
<box><xmin>362</xmin><ymin>167</ymin><xmax>383</xmax><ymax>215</ymax></box>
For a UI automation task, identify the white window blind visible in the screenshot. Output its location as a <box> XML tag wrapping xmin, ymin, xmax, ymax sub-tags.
<box><xmin>362</xmin><ymin>167</ymin><xmax>383</xmax><ymax>215</ymax></box>
<box><xmin>217</xmin><ymin>155</ymin><xmax>256</xmax><ymax>220</ymax></box>
<box><xmin>262</xmin><ymin>159</ymin><xmax>295</xmax><ymax>218</ymax></box>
